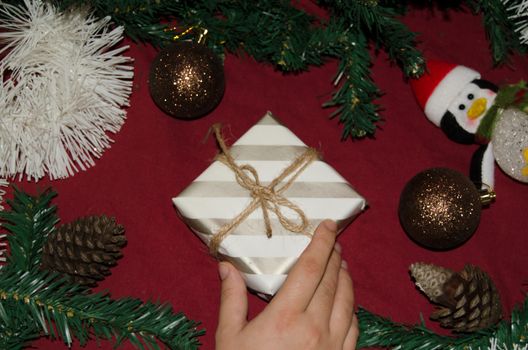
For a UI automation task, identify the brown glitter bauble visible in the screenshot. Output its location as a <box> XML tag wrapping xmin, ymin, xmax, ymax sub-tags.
<box><xmin>399</xmin><ymin>168</ymin><xmax>481</xmax><ymax>250</ymax></box>
<box><xmin>149</xmin><ymin>41</ymin><xmax>225</xmax><ymax>119</ymax></box>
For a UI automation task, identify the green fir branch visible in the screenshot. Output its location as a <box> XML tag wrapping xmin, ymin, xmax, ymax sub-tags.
<box><xmin>188</xmin><ymin>1</ymin><xmax>321</xmax><ymax>69</ymax></box>
<box><xmin>465</xmin><ymin>0</ymin><xmax>521</xmax><ymax>64</ymax></box>
<box><xmin>323</xmin><ymin>0</ymin><xmax>426</xmax><ymax>78</ymax></box>
<box><xmin>2</xmin><ymin>0</ymin><xmax>523</xmax><ymax>136</ymax></box>
<box><xmin>323</xmin><ymin>30</ymin><xmax>381</xmax><ymax>139</ymax></box>
<box><xmin>357</xmin><ymin>294</ymin><xmax>528</xmax><ymax>349</ymax></box>
<box><xmin>12</xmin><ymin>0</ymin><xmax>421</xmax><ymax>139</ymax></box>
<box><xmin>51</xmin><ymin>0</ymin><xmax>186</xmax><ymax>46</ymax></box>
<box><xmin>0</xmin><ymin>188</ymin><xmax>58</xmax><ymax>272</ymax></box>
<box><xmin>0</xmin><ymin>299</ymin><xmax>40</xmax><ymax>349</ymax></box>
<box><xmin>0</xmin><ymin>188</ymin><xmax>203</xmax><ymax>349</ymax></box>
<box><xmin>0</xmin><ymin>268</ymin><xmax>203</xmax><ymax>349</ymax></box>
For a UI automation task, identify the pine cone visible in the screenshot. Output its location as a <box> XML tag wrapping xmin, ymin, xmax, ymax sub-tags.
<box><xmin>410</xmin><ymin>262</ymin><xmax>502</xmax><ymax>332</ymax></box>
<box><xmin>41</xmin><ymin>215</ymin><xmax>126</xmax><ymax>287</ymax></box>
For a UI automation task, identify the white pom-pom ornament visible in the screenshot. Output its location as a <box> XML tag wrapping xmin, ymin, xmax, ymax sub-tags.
<box><xmin>0</xmin><ymin>0</ymin><xmax>133</xmax><ymax>180</ymax></box>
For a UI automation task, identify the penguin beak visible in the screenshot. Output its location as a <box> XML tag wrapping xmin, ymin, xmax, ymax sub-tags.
<box><xmin>467</xmin><ymin>98</ymin><xmax>487</xmax><ymax>120</ymax></box>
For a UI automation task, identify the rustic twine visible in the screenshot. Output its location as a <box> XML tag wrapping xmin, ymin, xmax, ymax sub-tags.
<box><xmin>209</xmin><ymin>124</ymin><xmax>319</xmax><ymax>255</ymax></box>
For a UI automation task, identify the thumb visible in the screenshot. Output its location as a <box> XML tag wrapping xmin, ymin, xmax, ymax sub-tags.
<box><xmin>217</xmin><ymin>262</ymin><xmax>248</xmax><ymax>336</ymax></box>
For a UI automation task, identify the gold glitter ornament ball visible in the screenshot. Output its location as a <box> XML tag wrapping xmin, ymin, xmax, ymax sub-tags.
<box><xmin>149</xmin><ymin>41</ymin><xmax>225</xmax><ymax>119</ymax></box>
<box><xmin>399</xmin><ymin>168</ymin><xmax>481</xmax><ymax>250</ymax></box>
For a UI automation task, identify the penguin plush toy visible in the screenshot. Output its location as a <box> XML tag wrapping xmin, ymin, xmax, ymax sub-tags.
<box><xmin>410</xmin><ymin>60</ymin><xmax>498</xmax><ymax>189</ymax></box>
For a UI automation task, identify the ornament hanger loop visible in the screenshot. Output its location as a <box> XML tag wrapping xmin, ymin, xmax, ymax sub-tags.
<box><xmin>478</xmin><ymin>183</ymin><xmax>496</xmax><ymax>206</ymax></box>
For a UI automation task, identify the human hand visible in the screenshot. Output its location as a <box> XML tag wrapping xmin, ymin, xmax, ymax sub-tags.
<box><xmin>215</xmin><ymin>220</ymin><xmax>358</xmax><ymax>350</ymax></box>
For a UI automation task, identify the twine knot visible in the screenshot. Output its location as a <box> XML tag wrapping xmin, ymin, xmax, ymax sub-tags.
<box><xmin>209</xmin><ymin>123</ymin><xmax>319</xmax><ymax>255</ymax></box>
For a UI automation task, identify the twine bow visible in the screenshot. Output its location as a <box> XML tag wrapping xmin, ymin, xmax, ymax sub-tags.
<box><xmin>209</xmin><ymin>124</ymin><xmax>319</xmax><ymax>255</ymax></box>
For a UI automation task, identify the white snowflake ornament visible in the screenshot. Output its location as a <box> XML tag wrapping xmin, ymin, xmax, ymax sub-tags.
<box><xmin>0</xmin><ymin>0</ymin><xmax>134</xmax><ymax>180</ymax></box>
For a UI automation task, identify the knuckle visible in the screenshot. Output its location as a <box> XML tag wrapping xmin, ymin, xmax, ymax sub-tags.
<box><xmin>274</xmin><ymin>311</ymin><xmax>294</xmax><ymax>329</ymax></box>
<box><xmin>302</xmin><ymin>256</ymin><xmax>322</xmax><ymax>278</ymax></box>
<box><xmin>304</xmin><ymin>321</ymin><xmax>324</xmax><ymax>348</ymax></box>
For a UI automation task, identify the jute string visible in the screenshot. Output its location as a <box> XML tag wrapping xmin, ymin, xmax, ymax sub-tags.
<box><xmin>209</xmin><ymin>124</ymin><xmax>319</xmax><ymax>255</ymax></box>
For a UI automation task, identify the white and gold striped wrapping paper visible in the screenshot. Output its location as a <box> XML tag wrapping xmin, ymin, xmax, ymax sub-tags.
<box><xmin>173</xmin><ymin>112</ymin><xmax>366</xmax><ymax>296</ymax></box>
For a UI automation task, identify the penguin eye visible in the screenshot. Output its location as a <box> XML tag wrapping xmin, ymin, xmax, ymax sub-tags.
<box><xmin>467</xmin><ymin>93</ymin><xmax>474</xmax><ymax>100</ymax></box>
<box><xmin>458</xmin><ymin>104</ymin><xmax>466</xmax><ymax>110</ymax></box>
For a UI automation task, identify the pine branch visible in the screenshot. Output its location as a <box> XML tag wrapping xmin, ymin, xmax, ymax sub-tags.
<box><xmin>3</xmin><ymin>0</ymin><xmax>523</xmax><ymax>139</ymax></box>
<box><xmin>322</xmin><ymin>0</ymin><xmax>426</xmax><ymax>78</ymax></box>
<box><xmin>0</xmin><ymin>187</ymin><xmax>58</xmax><ymax>272</ymax></box>
<box><xmin>0</xmin><ymin>188</ymin><xmax>204</xmax><ymax>349</ymax></box>
<box><xmin>16</xmin><ymin>0</ymin><xmax>414</xmax><ymax>139</ymax></box>
<box><xmin>0</xmin><ymin>268</ymin><xmax>203</xmax><ymax>349</ymax></box>
<box><xmin>0</xmin><ymin>299</ymin><xmax>40</xmax><ymax>349</ymax></box>
<box><xmin>322</xmin><ymin>29</ymin><xmax>381</xmax><ymax>139</ymax></box>
<box><xmin>49</xmin><ymin>0</ymin><xmax>185</xmax><ymax>46</ymax></box>
<box><xmin>465</xmin><ymin>0</ymin><xmax>521</xmax><ymax>63</ymax></box>
<box><xmin>357</xmin><ymin>294</ymin><xmax>528</xmax><ymax>349</ymax></box>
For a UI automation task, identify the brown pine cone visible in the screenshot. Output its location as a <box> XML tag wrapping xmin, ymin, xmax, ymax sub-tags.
<box><xmin>41</xmin><ymin>215</ymin><xmax>126</xmax><ymax>287</ymax></box>
<box><xmin>410</xmin><ymin>262</ymin><xmax>502</xmax><ymax>332</ymax></box>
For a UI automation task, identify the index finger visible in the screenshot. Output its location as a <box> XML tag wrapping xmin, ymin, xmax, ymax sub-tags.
<box><xmin>270</xmin><ymin>220</ymin><xmax>338</xmax><ymax>314</ymax></box>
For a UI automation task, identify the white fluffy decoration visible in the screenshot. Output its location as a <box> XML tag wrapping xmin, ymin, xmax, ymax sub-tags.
<box><xmin>504</xmin><ymin>0</ymin><xmax>528</xmax><ymax>45</ymax></box>
<box><xmin>0</xmin><ymin>0</ymin><xmax>134</xmax><ymax>180</ymax></box>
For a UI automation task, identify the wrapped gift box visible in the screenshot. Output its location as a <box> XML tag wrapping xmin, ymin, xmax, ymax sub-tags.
<box><xmin>173</xmin><ymin>112</ymin><xmax>366</xmax><ymax>295</ymax></box>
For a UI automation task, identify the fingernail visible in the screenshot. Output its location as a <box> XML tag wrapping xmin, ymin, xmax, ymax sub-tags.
<box><xmin>341</xmin><ymin>260</ymin><xmax>348</xmax><ymax>270</ymax></box>
<box><xmin>323</xmin><ymin>219</ymin><xmax>337</xmax><ymax>232</ymax></box>
<box><xmin>218</xmin><ymin>262</ymin><xmax>230</xmax><ymax>280</ymax></box>
<box><xmin>334</xmin><ymin>242</ymin><xmax>342</xmax><ymax>253</ymax></box>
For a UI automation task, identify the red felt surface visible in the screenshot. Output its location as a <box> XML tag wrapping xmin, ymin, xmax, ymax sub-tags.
<box><xmin>8</xmin><ymin>6</ymin><xmax>528</xmax><ymax>350</ymax></box>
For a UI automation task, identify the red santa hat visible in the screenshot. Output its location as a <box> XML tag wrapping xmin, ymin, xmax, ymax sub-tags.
<box><xmin>410</xmin><ymin>60</ymin><xmax>480</xmax><ymax>127</ymax></box>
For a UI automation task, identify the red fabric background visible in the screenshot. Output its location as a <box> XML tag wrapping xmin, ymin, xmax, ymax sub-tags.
<box><xmin>7</xmin><ymin>5</ymin><xmax>527</xmax><ymax>350</ymax></box>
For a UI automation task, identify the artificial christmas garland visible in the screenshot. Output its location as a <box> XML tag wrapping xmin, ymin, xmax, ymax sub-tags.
<box><xmin>0</xmin><ymin>188</ymin><xmax>202</xmax><ymax>349</ymax></box>
<box><xmin>2</xmin><ymin>0</ymin><xmax>525</xmax><ymax>139</ymax></box>
<box><xmin>357</xmin><ymin>296</ymin><xmax>528</xmax><ymax>350</ymax></box>
<box><xmin>3</xmin><ymin>0</ymin><xmax>525</xmax><ymax>139</ymax></box>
